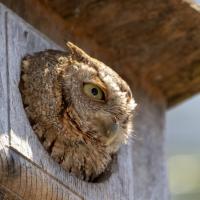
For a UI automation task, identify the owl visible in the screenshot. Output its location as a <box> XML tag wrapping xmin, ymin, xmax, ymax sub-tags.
<box><xmin>19</xmin><ymin>42</ymin><xmax>136</xmax><ymax>181</ymax></box>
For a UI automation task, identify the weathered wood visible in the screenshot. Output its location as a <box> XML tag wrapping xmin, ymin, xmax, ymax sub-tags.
<box><xmin>0</xmin><ymin>3</ymin><xmax>8</xmax><ymax>146</ymax></box>
<box><xmin>0</xmin><ymin>187</ymin><xmax>22</xmax><ymax>200</ymax></box>
<box><xmin>0</xmin><ymin>3</ymin><xmax>169</xmax><ymax>200</ymax></box>
<box><xmin>133</xmin><ymin>91</ymin><xmax>169</xmax><ymax>200</ymax></box>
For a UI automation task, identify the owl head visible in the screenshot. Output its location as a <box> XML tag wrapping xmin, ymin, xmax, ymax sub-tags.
<box><xmin>60</xmin><ymin>42</ymin><xmax>136</xmax><ymax>152</ymax></box>
<box><xmin>20</xmin><ymin>42</ymin><xmax>136</xmax><ymax>181</ymax></box>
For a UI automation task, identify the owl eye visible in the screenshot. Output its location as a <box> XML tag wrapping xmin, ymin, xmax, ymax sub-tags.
<box><xmin>83</xmin><ymin>83</ymin><xmax>105</xmax><ymax>101</ymax></box>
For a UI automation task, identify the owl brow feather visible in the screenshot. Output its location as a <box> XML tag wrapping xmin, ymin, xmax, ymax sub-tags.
<box><xmin>66</xmin><ymin>42</ymin><xmax>91</xmax><ymax>63</ymax></box>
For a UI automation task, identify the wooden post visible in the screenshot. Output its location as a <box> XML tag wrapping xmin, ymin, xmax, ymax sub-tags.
<box><xmin>133</xmin><ymin>91</ymin><xmax>169</xmax><ymax>200</ymax></box>
<box><xmin>0</xmin><ymin>4</ymin><xmax>169</xmax><ymax>200</ymax></box>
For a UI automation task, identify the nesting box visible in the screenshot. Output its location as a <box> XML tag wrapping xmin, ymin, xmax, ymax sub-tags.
<box><xmin>1</xmin><ymin>1</ymin><xmax>200</xmax><ymax>199</ymax></box>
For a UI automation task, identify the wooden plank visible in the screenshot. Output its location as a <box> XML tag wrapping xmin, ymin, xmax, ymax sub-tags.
<box><xmin>0</xmin><ymin>2</ymin><xmax>9</xmax><ymax>146</ymax></box>
<box><xmin>0</xmin><ymin>146</ymin><xmax>82</xmax><ymax>200</ymax></box>
<box><xmin>0</xmin><ymin>4</ymin><xmax>10</xmax><ymax>189</ymax></box>
<box><xmin>0</xmin><ymin>186</ymin><xmax>23</xmax><ymax>200</ymax></box>
<box><xmin>132</xmin><ymin>92</ymin><xmax>169</xmax><ymax>200</ymax></box>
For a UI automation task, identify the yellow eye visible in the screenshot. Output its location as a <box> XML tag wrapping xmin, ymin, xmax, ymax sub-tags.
<box><xmin>83</xmin><ymin>83</ymin><xmax>105</xmax><ymax>101</ymax></box>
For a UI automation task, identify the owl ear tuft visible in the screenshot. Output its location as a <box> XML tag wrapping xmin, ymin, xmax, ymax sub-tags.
<box><xmin>66</xmin><ymin>42</ymin><xmax>90</xmax><ymax>63</ymax></box>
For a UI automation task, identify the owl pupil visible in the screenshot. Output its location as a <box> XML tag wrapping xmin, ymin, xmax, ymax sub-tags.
<box><xmin>91</xmin><ymin>88</ymin><xmax>98</xmax><ymax>96</ymax></box>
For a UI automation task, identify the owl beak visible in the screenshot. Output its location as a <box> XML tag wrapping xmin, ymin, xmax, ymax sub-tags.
<box><xmin>104</xmin><ymin>121</ymin><xmax>120</xmax><ymax>146</ymax></box>
<box><xmin>106</xmin><ymin>121</ymin><xmax>119</xmax><ymax>136</ymax></box>
<box><xmin>92</xmin><ymin>113</ymin><xmax>120</xmax><ymax>142</ymax></box>
<box><xmin>89</xmin><ymin>114</ymin><xmax>121</xmax><ymax>146</ymax></box>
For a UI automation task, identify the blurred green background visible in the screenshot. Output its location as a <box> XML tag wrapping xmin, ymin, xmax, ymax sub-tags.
<box><xmin>166</xmin><ymin>94</ymin><xmax>200</xmax><ymax>200</ymax></box>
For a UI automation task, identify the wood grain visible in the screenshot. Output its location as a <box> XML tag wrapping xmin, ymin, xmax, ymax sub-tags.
<box><xmin>0</xmin><ymin>3</ymin><xmax>9</xmax><ymax>146</ymax></box>
<box><xmin>0</xmin><ymin>3</ymin><xmax>169</xmax><ymax>200</ymax></box>
<box><xmin>133</xmin><ymin>90</ymin><xmax>169</xmax><ymax>200</ymax></box>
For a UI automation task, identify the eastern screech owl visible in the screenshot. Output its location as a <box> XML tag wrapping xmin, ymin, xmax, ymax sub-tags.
<box><xmin>19</xmin><ymin>42</ymin><xmax>136</xmax><ymax>181</ymax></box>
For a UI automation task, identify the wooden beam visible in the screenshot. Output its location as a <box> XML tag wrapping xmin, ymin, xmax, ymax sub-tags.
<box><xmin>133</xmin><ymin>90</ymin><xmax>169</xmax><ymax>199</ymax></box>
